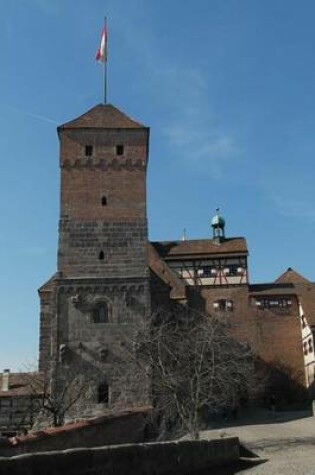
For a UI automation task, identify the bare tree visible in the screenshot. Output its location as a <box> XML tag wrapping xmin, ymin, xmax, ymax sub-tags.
<box><xmin>116</xmin><ymin>305</ymin><xmax>256</xmax><ymax>439</ymax></box>
<box><xmin>21</xmin><ymin>367</ymin><xmax>94</xmax><ymax>428</ymax></box>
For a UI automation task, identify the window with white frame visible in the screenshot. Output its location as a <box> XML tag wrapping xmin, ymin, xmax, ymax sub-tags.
<box><xmin>213</xmin><ymin>299</ymin><xmax>234</xmax><ymax>311</ymax></box>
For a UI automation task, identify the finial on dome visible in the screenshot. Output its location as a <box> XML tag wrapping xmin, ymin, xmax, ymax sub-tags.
<box><xmin>211</xmin><ymin>207</ymin><xmax>225</xmax><ymax>243</ymax></box>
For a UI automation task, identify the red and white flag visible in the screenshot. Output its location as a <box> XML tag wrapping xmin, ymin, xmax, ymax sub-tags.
<box><xmin>95</xmin><ymin>26</ymin><xmax>107</xmax><ymax>63</ymax></box>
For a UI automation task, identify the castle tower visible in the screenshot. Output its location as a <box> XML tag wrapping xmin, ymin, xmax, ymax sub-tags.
<box><xmin>39</xmin><ymin>104</ymin><xmax>150</xmax><ymax>414</ymax></box>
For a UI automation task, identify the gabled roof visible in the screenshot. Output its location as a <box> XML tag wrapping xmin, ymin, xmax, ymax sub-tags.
<box><xmin>275</xmin><ymin>267</ymin><xmax>310</xmax><ymax>285</ymax></box>
<box><xmin>148</xmin><ymin>243</ymin><xmax>187</xmax><ymax>300</ymax></box>
<box><xmin>58</xmin><ymin>104</ymin><xmax>147</xmax><ymax>130</ymax></box>
<box><xmin>150</xmin><ymin>237</ymin><xmax>247</xmax><ymax>260</ymax></box>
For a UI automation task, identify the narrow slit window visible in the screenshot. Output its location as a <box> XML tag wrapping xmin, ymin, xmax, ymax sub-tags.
<box><xmin>116</xmin><ymin>145</ymin><xmax>124</xmax><ymax>155</ymax></box>
<box><xmin>99</xmin><ymin>251</ymin><xmax>105</xmax><ymax>260</ymax></box>
<box><xmin>98</xmin><ymin>382</ymin><xmax>109</xmax><ymax>403</ymax></box>
<box><xmin>85</xmin><ymin>145</ymin><xmax>93</xmax><ymax>157</ymax></box>
<box><xmin>101</xmin><ymin>196</ymin><xmax>107</xmax><ymax>206</ymax></box>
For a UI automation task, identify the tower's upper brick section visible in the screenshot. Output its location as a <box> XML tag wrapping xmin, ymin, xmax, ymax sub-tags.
<box><xmin>57</xmin><ymin>103</ymin><xmax>149</xmax><ymax>278</ymax></box>
<box><xmin>58</xmin><ymin>103</ymin><xmax>147</xmax><ymax>130</ymax></box>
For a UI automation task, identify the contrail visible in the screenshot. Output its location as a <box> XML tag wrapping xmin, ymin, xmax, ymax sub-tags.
<box><xmin>8</xmin><ymin>105</ymin><xmax>59</xmax><ymax>125</ymax></box>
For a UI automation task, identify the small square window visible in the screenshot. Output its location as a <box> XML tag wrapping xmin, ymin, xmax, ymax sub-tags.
<box><xmin>116</xmin><ymin>145</ymin><xmax>124</xmax><ymax>155</ymax></box>
<box><xmin>213</xmin><ymin>299</ymin><xmax>233</xmax><ymax>311</ymax></box>
<box><xmin>85</xmin><ymin>145</ymin><xmax>93</xmax><ymax>157</ymax></box>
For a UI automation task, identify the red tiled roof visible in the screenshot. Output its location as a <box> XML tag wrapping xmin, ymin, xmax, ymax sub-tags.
<box><xmin>150</xmin><ymin>238</ymin><xmax>247</xmax><ymax>260</ymax></box>
<box><xmin>275</xmin><ymin>267</ymin><xmax>311</xmax><ymax>284</ymax></box>
<box><xmin>9</xmin><ymin>406</ymin><xmax>152</xmax><ymax>445</ymax></box>
<box><xmin>58</xmin><ymin>104</ymin><xmax>147</xmax><ymax>130</ymax></box>
<box><xmin>249</xmin><ymin>283</ymin><xmax>297</xmax><ymax>297</ymax></box>
<box><xmin>148</xmin><ymin>243</ymin><xmax>187</xmax><ymax>300</ymax></box>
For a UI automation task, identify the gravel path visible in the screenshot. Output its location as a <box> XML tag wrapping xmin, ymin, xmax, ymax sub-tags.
<box><xmin>200</xmin><ymin>410</ymin><xmax>315</xmax><ymax>474</ymax></box>
<box><xmin>238</xmin><ymin>444</ymin><xmax>315</xmax><ymax>474</ymax></box>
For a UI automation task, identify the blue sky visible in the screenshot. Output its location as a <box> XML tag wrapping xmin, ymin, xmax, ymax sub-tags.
<box><xmin>1</xmin><ymin>0</ymin><xmax>315</xmax><ymax>370</ymax></box>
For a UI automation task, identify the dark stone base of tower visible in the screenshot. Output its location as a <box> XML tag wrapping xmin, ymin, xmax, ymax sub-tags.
<box><xmin>39</xmin><ymin>276</ymin><xmax>150</xmax><ymax>416</ymax></box>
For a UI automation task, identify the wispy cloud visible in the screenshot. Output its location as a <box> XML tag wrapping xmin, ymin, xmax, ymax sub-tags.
<box><xmin>266</xmin><ymin>172</ymin><xmax>315</xmax><ymax>221</ymax></box>
<box><xmin>271</xmin><ymin>193</ymin><xmax>315</xmax><ymax>221</ymax></box>
<box><xmin>111</xmin><ymin>3</ymin><xmax>240</xmax><ymax>177</ymax></box>
<box><xmin>148</xmin><ymin>63</ymin><xmax>239</xmax><ymax>178</ymax></box>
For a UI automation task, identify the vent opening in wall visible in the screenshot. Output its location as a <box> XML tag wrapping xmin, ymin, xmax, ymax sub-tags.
<box><xmin>85</xmin><ymin>145</ymin><xmax>93</xmax><ymax>157</ymax></box>
<box><xmin>101</xmin><ymin>196</ymin><xmax>107</xmax><ymax>206</ymax></box>
<box><xmin>99</xmin><ymin>251</ymin><xmax>105</xmax><ymax>260</ymax></box>
<box><xmin>116</xmin><ymin>145</ymin><xmax>124</xmax><ymax>155</ymax></box>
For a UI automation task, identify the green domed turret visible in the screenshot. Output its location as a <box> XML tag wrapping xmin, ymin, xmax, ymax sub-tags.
<box><xmin>211</xmin><ymin>213</ymin><xmax>225</xmax><ymax>228</ymax></box>
<box><xmin>211</xmin><ymin>208</ymin><xmax>225</xmax><ymax>242</ymax></box>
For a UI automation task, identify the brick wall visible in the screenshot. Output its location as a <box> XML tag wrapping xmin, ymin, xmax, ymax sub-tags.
<box><xmin>187</xmin><ymin>285</ymin><xmax>306</xmax><ymax>392</ymax></box>
<box><xmin>58</xmin><ymin>129</ymin><xmax>149</xmax><ymax>279</ymax></box>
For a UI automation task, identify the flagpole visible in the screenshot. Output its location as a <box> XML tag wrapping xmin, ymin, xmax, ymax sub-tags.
<box><xmin>104</xmin><ymin>16</ymin><xmax>107</xmax><ymax>104</ymax></box>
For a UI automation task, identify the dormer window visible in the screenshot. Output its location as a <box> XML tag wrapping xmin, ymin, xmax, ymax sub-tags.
<box><xmin>116</xmin><ymin>145</ymin><xmax>124</xmax><ymax>155</ymax></box>
<box><xmin>85</xmin><ymin>145</ymin><xmax>93</xmax><ymax>157</ymax></box>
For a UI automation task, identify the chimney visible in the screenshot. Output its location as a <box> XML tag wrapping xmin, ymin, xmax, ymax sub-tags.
<box><xmin>2</xmin><ymin>369</ymin><xmax>10</xmax><ymax>392</ymax></box>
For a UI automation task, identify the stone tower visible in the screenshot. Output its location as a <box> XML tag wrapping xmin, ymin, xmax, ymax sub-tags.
<box><xmin>38</xmin><ymin>104</ymin><xmax>150</xmax><ymax>414</ymax></box>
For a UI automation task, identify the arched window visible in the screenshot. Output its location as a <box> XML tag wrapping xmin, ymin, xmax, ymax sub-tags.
<box><xmin>98</xmin><ymin>382</ymin><xmax>109</xmax><ymax>404</ymax></box>
<box><xmin>93</xmin><ymin>303</ymin><xmax>109</xmax><ymax>323</ymax></box>
<box><xmin>101</xmin><ymin>196</ymin><xmax>107</xmax><ymax>206</ymax></box>
<box><xmin>99</xmin><ymin>251</ymin><xmax>105</xmax><ymax>260</ymax></box>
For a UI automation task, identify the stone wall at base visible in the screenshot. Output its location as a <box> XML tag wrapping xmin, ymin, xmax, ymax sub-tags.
<box><xmin>0</xmin><ymin>437</ymin><xmax>240</xmax><ymax>475</ymax></box>
<box><xmin>0</xmin><ymin>408</ymin><xmax>149</xmax><ymax>458</ymax></box>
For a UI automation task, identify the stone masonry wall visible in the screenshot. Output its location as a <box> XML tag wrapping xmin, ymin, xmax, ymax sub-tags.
<box><xmin>0</xmin><ymin>438</ymin><xmax>240</xmax><ymax>475</ymax></box>
<box><xmin>58</xmin><ymin>218</ymin><xmax>148</xmax><ymax>278</ymax></box>
<box><xmin>50</xmin><ymin>277</ymin><xmax>151</xmax><ymax>413</ymax></box>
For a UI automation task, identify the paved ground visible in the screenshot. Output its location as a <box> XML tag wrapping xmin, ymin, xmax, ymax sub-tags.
<box><xmin>200</xmin><ymin>409</ymin><xmax>315</xmax><ymax>474</ymax></box>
